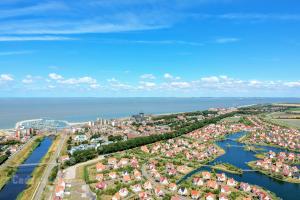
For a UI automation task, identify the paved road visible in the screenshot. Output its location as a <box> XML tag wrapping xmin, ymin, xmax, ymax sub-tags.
<box><xmin>0</xmin><ymin>136</ymin><xmax>37</xmax><ymax>170</ymax></box>
<box><xmin>31</xmin><ymin>132</ymin><xmax>67</xmax><ymax>200</ymax></box>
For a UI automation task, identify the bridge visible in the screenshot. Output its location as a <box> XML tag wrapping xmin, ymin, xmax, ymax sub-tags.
<box><xmin>19</xmin><ymin>162</ymin><xmax>57</xmax><ymax>167</ymax></box>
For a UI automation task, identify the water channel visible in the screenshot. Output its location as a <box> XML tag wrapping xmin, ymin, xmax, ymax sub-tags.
<box><xmin>0</xmin><ymin>137</ymin><xmax>53</xmax><ymax>200</ymax></box>
<box><xmin>179</xmin><ymin>132</ymin><xmax>300</xmax><ymax>200</ymax></box>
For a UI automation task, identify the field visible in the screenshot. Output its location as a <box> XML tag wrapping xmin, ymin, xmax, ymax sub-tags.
<box><xmin>263</xmin><ymin>112</ymin><xmax>300</xmax><ymax>129</ymax></box>
<box><xmin>221</xmin><ymin>116</ymin><xmax>241</xmax><ymax>123</ymax></box>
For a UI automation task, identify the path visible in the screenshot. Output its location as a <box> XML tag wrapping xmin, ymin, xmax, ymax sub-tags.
<box><xmin>31</xmin><ymin>132</ymin><xmax>67</xmax><ymax>200</ymax></box>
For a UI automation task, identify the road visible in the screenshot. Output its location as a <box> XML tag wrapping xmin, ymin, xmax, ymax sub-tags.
<box><xmin>0</xmin><ymin>136</ymin><xmax>37</xmax><ymax>170</ymax></box>
<box><xmin>31</xmin><ymin>132</ymin><xmax>67</xmax><ymax>200</ymax></box>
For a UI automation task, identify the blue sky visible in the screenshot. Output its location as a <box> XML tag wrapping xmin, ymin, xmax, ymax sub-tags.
<box><xmin>0</xmin><ymin>0</ymin><xmax>300</xmax><ymax>97</ymax></box>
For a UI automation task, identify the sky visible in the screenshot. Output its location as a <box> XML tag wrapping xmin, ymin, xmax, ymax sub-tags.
<box><xmin>0</xmin><ymin>0</ymin><xmax>300</xmax><ymax>97</ymax></box>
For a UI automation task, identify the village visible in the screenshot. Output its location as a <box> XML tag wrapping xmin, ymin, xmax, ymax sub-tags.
<box><xmin>51</xmin><ymin>110</ymin><xmax>284</xmax><ymax>200</ymax></box>
<box><xmin>248</xmin><ymin>150</ymin><xmax>300</xmax><ymax>183</ymax></box>
<box><xmin>5</xmin><ymin>105</ymin><xmax>299</xmax><ymax>200</ymax></box>
<box><xmin>239</xmin><ymin>117</ymin><xmax>300</xmax><ymax>152</ymax></box>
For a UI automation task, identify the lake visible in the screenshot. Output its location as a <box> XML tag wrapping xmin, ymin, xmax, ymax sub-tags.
<box><xmin>179</xmin><ymin>132</ymin><xmax>300</xmax><ymax>200</ymax></box>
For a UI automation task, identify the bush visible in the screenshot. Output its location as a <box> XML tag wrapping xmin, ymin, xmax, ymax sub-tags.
<box><xmin>48</xmin><ymin>165</ymin><xmax>59</xmax><ymax>182</ymax></box>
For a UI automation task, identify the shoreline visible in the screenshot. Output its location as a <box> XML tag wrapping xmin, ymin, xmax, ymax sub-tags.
<box><xmin>0</xmin><ymin>103</ymin><xmax>258</xmax><ymax>131</ymax></box>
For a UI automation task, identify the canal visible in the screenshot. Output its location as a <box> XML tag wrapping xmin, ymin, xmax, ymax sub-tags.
<box><xmin>0</xmin><ymin>137</ymin><xmax>53</xmax><ymax>200</ymax></box>
<box><xmin>179</xmin><ymin>132</ymin><xmax>300</xmax><ymax>200</ymax></box>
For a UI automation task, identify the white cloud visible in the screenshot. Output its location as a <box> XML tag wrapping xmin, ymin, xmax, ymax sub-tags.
<box><xmin>90</xmin><ymin>84</ymin><xmax>101</xmax><ymax>89</ymax></box>
<box><xmin>164</xmin><ymin>73</ymin><xmax>181</xmax><ymax>80</ymax></box>
<box><xmin>58</xmin><ymin>76</ymin><xmax>97</xmax><ymax>85</ymax></box>
<box><xmin>201</xmin><ymin>76</ymin><xmax>220</xmax><ymax>83</ymax></box>
<box><xmin>140</xmin><ymin>74</ymin><xmax>156</xmax><ymax>79</ymax></box>
<box><xmin>284</xmin><ymin>81</ymin><xmax>300</xmax><ymax>87</ymax></box>
<box><xmin>215</xmin><ymin>37</ymin><xmax>240</xmax><ymax>44</ymax></box>
<box><xmin>139</xmin><ymin>81</ymin><xmax>156</xmax><ymax>90</ymax></box>
<box><xmin>0</xmin><ymin>51</ymin><xmax>33</xmax><ymax>56</ymax></box>
<box><xmin>22</xmin><ymin>78</ymin><xmax>33</xmax><ymax>84</ymax></box>
<box><xmin>107</xmin><ymin>78</ymin><xmax>133</xmax><ymax>90</ymax></box>
<box><xmin>170</xmin><ymin>81</ymin><xmax>191</xmax><ymax>89</ymax></box>
<box><xmin>0</xmin><ymin>74</ymin><xmax>14</xmax><ymax>82</ymax></box>
<box><xmin>49</xmin><ymin>73</ymin><xmax>63</xmax><ymax>80</ymax></box>
<box><xmin>0</xmin><ymin>36</ymin><xmax>74</xmax><ymax>42</ymax></box>
<box><xmin>219</xmin><ymin>13</ymin><xmax>300</xmax><ymax>21</ymax></box>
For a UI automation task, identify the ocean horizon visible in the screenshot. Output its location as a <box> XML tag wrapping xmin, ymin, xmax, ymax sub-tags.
<box><xmin>0</xmin><ymin>97</ymin><xmax>299</xmax><ymax>129</ymax></box>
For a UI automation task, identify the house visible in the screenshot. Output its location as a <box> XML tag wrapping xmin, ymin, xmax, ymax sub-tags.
<box><xmin>96</xmin><ymin>182</ymin><xmax>107</xmax><ymax>190</ymax></box>
<box><xmin>217</xmin><ymin>173</ymin><xmax>226</xmax><ymax>182</ymax></box>
<box><xmin>96</xmin><ymin>163</ymin><xmax>106</xmax><ymax>172</ymax></box>
<box><xmin>160</xmin><ymin>177</ymin><xmax>169</xmax><ymax>185</ymax></box>
<box><xmin>74</xmin><ymin>134</ymin><xmax>87</xmax><ymax>142</ymax></box>
<box><xmin>112</xmin><ymin>193</ymin><xmax>120</xmax><ymax>200</ymax></box>
<box><xmin>134</xmin><ymin>169</ymin><xmax>142</xmax><ymax>180</ymax></box>
<box><xmin>131</xmin><ymin>157</ymin><xmax>139</xmax><ymax>168</ymax></box>
<box><xmin>108</xmin><ymin>157</ymin><xmax>117</xmax><ymax>166</ymax></box>
<box><xmin>219</xmin><ymin>194</ymin><xmax>229</xmax><ymax>200</ymax></box>
<box><xmin>119</xmin><ymin>188</ymin><xmax>129</xmax><ymax>197</ymax></box>
<box><xmin>227</xmin><ymin>178</ymin><xmax>237</xmax><ymax>187</ymax></box>
<box><xmin>202</xmin><ymin>171</ymin><xmax>211</xmax><ymax>180</ymax></box>
<box><xmin>119</xmin><ymin>158</ymin><xmax>129</xmax><ymax>167</ymax></box>
<box><xmin>144</xmin><ymin>181</ymin><xmax>152</xmax><ymax>190</ymax></box>
<box><xmin>155</xmin><ymin>187</ymin><xmax>164</xmax><ymax>197</ymax></box>
<box><xmin>207</xmin><ymin>180</ymin><xmax>218</xmax><ymax>190</ymax></box>
<box><xmin>96</xmin><ymin>174</ymin><xmax>103</xmax><ymax>181</ymax></box>
<box><xmin>171</xmin><ymin>196</ymin><xmax>182</xmax><ymax>200</ymax></box>
<box><xmin>178</xmin><ymin>187</ymin><xmax>188</xmax><ymax>196</ymax></box>
<box><xmin>191</xmin><ymin>190</ymin><xmax>200</xmax><ymax>199</ymax></box>
<box><xmin>193</xmin><ymin>177</ymin><xmax>204</xmax><ymax>186</ymax></box>
<box><xmin>123</xmin><ymin>174</ymin><xmax>131</xmax><ymax>183</ymax></box>
<box><xmin>221</xmin><ymin>185</ymin><xmax>231</xmax><ymax>194</ymax></box>
<box><xmin>131</xmin><ymin>184</ymin><xmax>142</xmax><ymax>193</ymax></box>
<box><xmin>139</xmin><ymin>192</ymin><xmax>149</xmax><ymax>199</ymax></box>
<box><xmin>141</xmin><ymin>145</ymin><xmax>149</xmax><ymax>153</ymax></box>
<box><xmin>109</xmin><ymin>172</ymin><xmax>117</xmax><ymax>179</ymax></box>
<box><xmin>60</xmin><ymin>155</ymin><xmax>70</xmax><ymax>162</ymax></box>
<box><xmin>55</xmin><ymin>185</ymin><xmax>64</xmax><ymax>198</ymax></box>
<box><xmin>169</xmin><ymin>183</ymin><xmax>177</xmax><ymax>191</ymax></box>
<box><xmin>240</xmin><ymin>182</ymin><xmax>251</xmax><ymax>192</ymax></box>
<box><xmin>206</xmin><ymin>193</ymin><xmax>215</xmax><ymax>200</ymax></box>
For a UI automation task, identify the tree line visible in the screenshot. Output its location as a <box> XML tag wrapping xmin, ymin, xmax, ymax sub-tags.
<box><xmin>66</xmin><ymin>111</ymin><xmax>238</xmax><ymax>166</ymax></box>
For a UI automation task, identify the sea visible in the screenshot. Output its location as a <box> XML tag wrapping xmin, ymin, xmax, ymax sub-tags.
<box><xmin>0</xmin><ymin>97</ymin><xmax>299</xmax><ymax>129</ymax></box>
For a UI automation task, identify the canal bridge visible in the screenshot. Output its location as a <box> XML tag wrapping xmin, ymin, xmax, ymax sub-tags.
<box><xmin>4</xmin><ymin>162</ymin><xmax>57</xmax><ymax>167</ymax></box>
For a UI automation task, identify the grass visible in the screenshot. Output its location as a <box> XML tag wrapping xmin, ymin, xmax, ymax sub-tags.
<box><xmin>262</xmin><ymin>112</ymin><xmax>300</xmax><ymax>129</ymax></box>
<box><xmin>0</xmin><ymin>136</ymin><xmax>44</xmax><ymax>190</ymax></box>
<box><xmin>212</xmin><ymin>163</ymin><xmax>243</xmax><ymax>175</ymax></box>
<box><xmin>17</xmin><ymin>135</ymin><xmax>61</xmax><ymax>200</ymax></box>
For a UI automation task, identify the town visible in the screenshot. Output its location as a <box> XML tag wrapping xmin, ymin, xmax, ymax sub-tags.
<box><xmin>0</xmin><ymin>104</ymin><xmax>299</xmax><ymax>200</ymax></box>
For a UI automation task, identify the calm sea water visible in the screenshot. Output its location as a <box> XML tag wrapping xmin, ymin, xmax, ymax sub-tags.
<box><xmin>0</xmin><ymin>97</ymin><xmax>299</xmax><ymax>129</ymax></box>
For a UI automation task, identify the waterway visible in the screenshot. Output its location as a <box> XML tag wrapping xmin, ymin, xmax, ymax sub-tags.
<box><xmin>179</xmin><ymin>132</ymin><xmax>300</xmax><ymax>200</ymax></box>
<box><xmin>0</xmin><ymin>137</ymin><xmax>53</xmax><ymax>200</ymax></box>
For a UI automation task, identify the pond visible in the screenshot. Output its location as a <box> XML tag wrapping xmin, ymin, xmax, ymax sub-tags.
<box><xmin>179</xmin><ymin>132</ymin><xmax>300</xmax><ymax>200</ymax></box>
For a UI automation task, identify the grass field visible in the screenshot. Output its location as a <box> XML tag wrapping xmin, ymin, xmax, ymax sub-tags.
<box><xmin>221</xmin><ymin>116</ymin><xmax>241</xmax><ymax>123</ymax></box>
<box><xmin>263</xmin><ymin>112</ymin><xmax>300</xmax><ymax>129</ymax></box>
